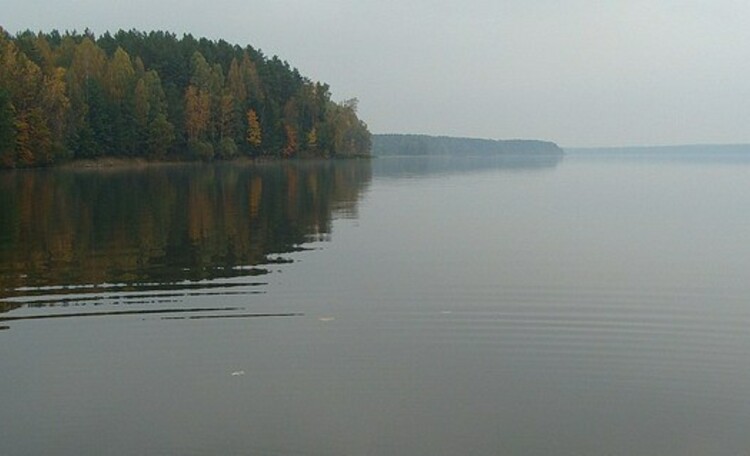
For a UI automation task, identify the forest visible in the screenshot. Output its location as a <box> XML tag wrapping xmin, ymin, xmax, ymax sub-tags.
<box><xmin>0</xmin><ymin>28</ymin><xmax>371</xmax><ymax>168</ymax></box>
<box><xmin>372</xmin><ymin>134</ymin><xmax>562</xmax><ymax>156</ymax></box>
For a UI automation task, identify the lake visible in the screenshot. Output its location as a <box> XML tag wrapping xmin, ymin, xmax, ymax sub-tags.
<box><xmin>2</xmin><ymin>152</ymin><xmax>750</xmax><ymax>455</ymax></box>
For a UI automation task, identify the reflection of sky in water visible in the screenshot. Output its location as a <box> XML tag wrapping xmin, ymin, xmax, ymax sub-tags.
<box><xmin>3</xmin><ymin>154</ymin><xmax>750</xmax><ymax>455</ymax></box>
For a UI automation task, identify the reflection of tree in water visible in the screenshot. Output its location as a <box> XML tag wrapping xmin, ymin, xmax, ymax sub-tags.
<box><xmin>0</xmin><ymin>161</ymin><xmax>371</xmax><ymax>300</ymax></box>
<box><xmin>373</xmin><ymin>153</ymin><xmax>563</xmax><ymax>179</ymax></box>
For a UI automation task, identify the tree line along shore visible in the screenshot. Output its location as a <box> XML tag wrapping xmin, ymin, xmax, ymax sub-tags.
<box><xmin>0</xmin><ymin>28</ymin><xmax>372</xmax><ymax>168</ymax></box>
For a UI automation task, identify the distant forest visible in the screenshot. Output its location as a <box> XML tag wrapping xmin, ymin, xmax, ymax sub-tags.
<box><xmin>0</xmin><ymin>28</ymin><xmax>371</xmax><ymax>168</ymax></box>
<box><xmin>373</xmin><ymin>134</ymin><xmax>562</xmax><ymax>156</ymax></box>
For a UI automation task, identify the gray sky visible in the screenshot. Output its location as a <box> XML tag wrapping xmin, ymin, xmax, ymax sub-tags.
<box><xmin>5</xmin><ymin>0</ymin><xmax>750</xmax><ymax>147</ymax></box>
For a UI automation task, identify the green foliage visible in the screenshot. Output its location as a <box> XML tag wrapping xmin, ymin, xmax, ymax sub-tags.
<box><xmin>0</xmin><ymin>27</ymin><xmax>371</xmax><ymax>167</ymax></box>
<box><xmin>147</xmin><ymin>113</ymin><xmax>175</xmax><ymax>158</ymax></box>
<box><xmin>0</xmin><ymin>89</ymin><xmax>15</xmax><ymax>166</ymax></box>
<box><xmin>188</xmin><ymin>139</ymin><xmax>214</xmax><ymax>161</ymax></box>
<box><xmin>218</xmin><ymin>137</ymin><xmax>238</xmax><ymax>159</ymax></box>
<box><xmin>371</xmin><ymin>134</ymin><xmax>564</xmax><ymax>156</ymax></box>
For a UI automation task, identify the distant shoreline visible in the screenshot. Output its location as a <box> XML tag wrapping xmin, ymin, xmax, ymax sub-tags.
<box><xmin>565</xmin><ymin>143</ymin><xmax>750</xmax><ymax>154</ymax></box>
<box><xmin>371</xmin><ymin>134</ymin><xmax>563</xmax><ymax>156</ymax></box>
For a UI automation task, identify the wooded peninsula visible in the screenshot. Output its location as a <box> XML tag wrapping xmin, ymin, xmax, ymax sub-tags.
<box><xmin>372</xmin><ymin>134</ymin><xmax>562</xmax><ymax>156</ymax></box>
<box><xmin>0</xmin><ymin>28</ymin><xmax>372</xmax><ymax>168</ymax></box>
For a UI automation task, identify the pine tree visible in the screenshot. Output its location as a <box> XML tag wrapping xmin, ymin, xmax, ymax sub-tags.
<box><xmin>0</xmin><ymin>89</ymin><xmax>16</xmax><ymax>167</ymax></box>
<box><xmin>0</xmin><ymin>28</ymin><xmax>371</xmax><ymax>167</ymax></box>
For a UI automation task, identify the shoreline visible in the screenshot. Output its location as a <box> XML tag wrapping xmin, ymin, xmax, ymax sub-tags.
<box><xmin>1</xmin><ymin>155</ymin><xmax>373</xmax><ymax>171</ymax></box>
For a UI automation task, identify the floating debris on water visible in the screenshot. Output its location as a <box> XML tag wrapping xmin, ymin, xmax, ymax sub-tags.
<box><xmin>231</xmin><ymin>370</ymin><xmax>245</xmax><ymax>376</ymax></box>
<box><xmin>318</xmin><ymin>317</ymin><xmax>335</xmax><ymax>322</ymax></box>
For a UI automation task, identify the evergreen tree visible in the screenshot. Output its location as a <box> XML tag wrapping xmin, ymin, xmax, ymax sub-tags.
<box><xmin>0</xmin><ymin>28</ymin><xmax>370</xmax><ymax>167</ymax></box>
<box><xmin>0</xmin><ymin>89</ymin><xmax>16</xmax><ymax>167</ymax></box>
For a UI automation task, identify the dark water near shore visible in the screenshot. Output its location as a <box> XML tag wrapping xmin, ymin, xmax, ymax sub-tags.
<box><xmin>3</xmin><ymin>152</ymin><xmax>750</xmax><ymax>455</ymax></box>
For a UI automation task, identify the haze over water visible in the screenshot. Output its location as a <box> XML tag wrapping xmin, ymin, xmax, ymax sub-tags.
<box><xmin>2</xmin><ymin>152</ymin><xmax>750</xmax><ymax>455</ymax></box>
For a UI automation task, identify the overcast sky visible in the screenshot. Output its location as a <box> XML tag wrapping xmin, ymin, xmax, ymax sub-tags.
<box><xmin>5</xmin><ymin>0</ymin><xmax>750</xmax><ymax>147</ymax></box>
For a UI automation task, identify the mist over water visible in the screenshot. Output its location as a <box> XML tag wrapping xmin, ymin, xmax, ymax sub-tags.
<box><xmin>2</xmin><ymin>152</ymin><xmax>750</xmax><ymax>455</ymax></box>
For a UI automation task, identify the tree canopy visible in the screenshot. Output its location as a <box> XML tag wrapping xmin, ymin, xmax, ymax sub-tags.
<box><xmin>371</xmin><ymin>134</ymin><xmax>562</xmax><ymax>156</ymax></box>
<box><xmin>0</xmin><ymin>28</ymin><xmax>371</xmax><ymax>167</ymax></box>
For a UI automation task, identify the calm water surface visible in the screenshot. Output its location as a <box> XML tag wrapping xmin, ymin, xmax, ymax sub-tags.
<box><xmin>2</xmin><ymin>153</ymin><xmax>750</xmax><ymax>455</ymax></box>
